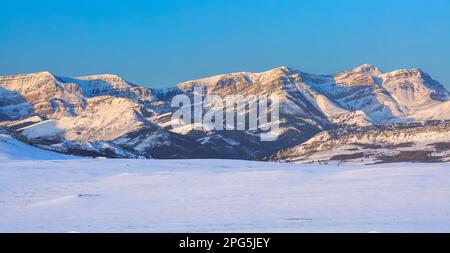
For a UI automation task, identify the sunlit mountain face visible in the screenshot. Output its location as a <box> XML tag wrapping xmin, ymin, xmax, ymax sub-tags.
<box><xmin>1</xmin><ymin>64</ymin><xmax>450</xmax><ymax>163</ymax></box>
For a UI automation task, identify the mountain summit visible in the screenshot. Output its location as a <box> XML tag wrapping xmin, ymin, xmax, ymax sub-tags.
<box><xmin>351</xmin><ymin>64</ymin><xmax>382</xmax><ymax>76</ymax></box>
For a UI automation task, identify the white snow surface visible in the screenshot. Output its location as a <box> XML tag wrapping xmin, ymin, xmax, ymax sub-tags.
<box><xmin>1</xmin><ymin>157</ymin><xmax>450</xmax><ymax>232</ymax></box>
<box><xmin>0</xmin><ymin>134</ymin><xmax>72</xmax><ymax>160</ymax></box>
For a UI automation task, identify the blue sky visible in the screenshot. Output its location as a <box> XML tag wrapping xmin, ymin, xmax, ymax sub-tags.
<box><xmin>1</xmin><ymin>0</ymin><xmax>449</xmax><ymax>88</ymax></box>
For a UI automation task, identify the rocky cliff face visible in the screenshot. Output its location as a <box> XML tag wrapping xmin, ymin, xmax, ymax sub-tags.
<box><xmin>268</xmin><ymin>122</ymin><xmax>450</xmax><ymax>164</ymax></box>
<box><xmin>1</xmin><ymin>64</ymin><xmax>449</xmax><ymax>162</ymax></box>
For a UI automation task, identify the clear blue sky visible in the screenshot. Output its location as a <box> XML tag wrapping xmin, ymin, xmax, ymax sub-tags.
<box><xmin>1</xmin><ymin>0</ymin><xmax>449</xmax><ymax>88</ymax></box>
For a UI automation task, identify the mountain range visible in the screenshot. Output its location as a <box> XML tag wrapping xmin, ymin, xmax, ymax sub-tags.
<box><xmin>1</xmin><ymin>64</ymin><xmax>450</xmax><ymax>163</ymax></box>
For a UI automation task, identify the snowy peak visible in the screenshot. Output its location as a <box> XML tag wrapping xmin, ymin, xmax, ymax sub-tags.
<box><xmin>382</xmin><ymin>69</ymin><xmax>448</xmax><ymax>95</ymax></box>
<box><xmin>0</xmin><ymin>71</ymin><xmax>158</xmax><ymax>120</ymax></box>
<box><xmin>2</xmin><ymin>65</ymin><xmax>450</xmax><ymax>161</ymax></box>
<box><xmin>1</xmin><ymin>71</ymin><xmax>152</xmax><ymax>99</ymax></box>
<box><xmin>75</xmin><ymin>74</ymin><xmax>137</xmax><ymax>88</ymax></box>
<box><xmin>269</xmin><ymin>122</ymin><xmax>450</xmax><ymax>164</ymax></box>
<box><xmin>380</xmin><ymin>68</ymin><xmax>449</xmax><ymax>108</ymax></box>
<box><xmin>352</xmin><ymin>64</ymin><xmax>382</xmax><ymax>76</ymax></box>
<box><xmin>331</xmin><ymin>64</ymin><xmax>378</xmax><ymax>83</ymax></box>
<box><xmin>59</xmin><ymin>73</ymin><xmax>155</xmax><ymax>100</ymax></box>
<box><xmin>0</xmin><ymin>71</ymin><xmax>56</xmax><ymax>80</ymax></box>
<box><xmin>333</xmin><ymin>64</ymin><xmax>382</xmax><ymax>87</ymax></box>
<box><xmin>78</xmin><ymin>73</ymin><xmax>127</xmax><ymax>80</ymax></box>
<box><xmin>298</xmin><ymin>65</ymin><xmax>450</xmax><ymax>123</ymax></box>
<box><xmin>0</xmin><ymin>71</ymin><xmax>59</xmax><ymax>90</ymax></box>
<box><xmin>0</xmin><ymin>133</ymin><xmax>73</xmax><ymax>160</ymax></box>
<box><xmin>177</xmin><ymin>66</ymin><xmax>295</xmax><ymax>93</ymax></box>
<box><xmin>383</xmin><ymin>68</ymin><xmax>425</xmax><ymax>79</ymax></box>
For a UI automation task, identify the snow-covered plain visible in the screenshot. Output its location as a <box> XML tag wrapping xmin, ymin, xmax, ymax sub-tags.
<box><xmin>1</xmin><ymin>156</ymin><xmax>450</xmax><ymax>232</ymax></box>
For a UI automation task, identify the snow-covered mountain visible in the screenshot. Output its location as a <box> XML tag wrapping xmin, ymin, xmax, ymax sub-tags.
<box><xmin>2</xmin><ymin>158</ymin><xmax>450</xmax><ymax>232</ymax></box>
<box><xmin>178</xmin><ymin>64</ymin><xmax>450</xmax><ymax>124</ymax></box>
<box><xmin>268</xmin><ymin>122</ymin><xmax>450</xmax><ymax>164</ymax></box>
<box><xmin>0</xmin><ymin>72</ymin><xmax>219</xmax><ymax>159</ymax></box>
<box><xmin>1</xmin><ymin>64</ymin><xmax>449</xmax><ymax>162</ymax></box>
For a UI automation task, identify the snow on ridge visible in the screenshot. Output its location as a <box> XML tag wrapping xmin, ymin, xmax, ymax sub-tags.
<box><xmin>19</xmin><ymin>120</ymin><xmax>63</xmax><ymax>140</ymax></box>
<box><xmin>0</xmin><ymin>71</ymin><xmax>56</xmax><ymax>80</ymax></box>
<box><xmin>1</xmin><ymin>65</ymin><xmax>450</xmax><ymax>160</ymax></box>
<box><xmin>177</xmin><ymin>66</ymin><xmax>293</xmax><ymax>89</ymax></box>
<box><xmin>76</xmin><ymin>74</ymin><xmax>124</xmax><ymax>80</ymax></box>
<box><xmin>0</xmin><ymin>134</ymin><xmax>72</xmax><ymax>160</ymax></box>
